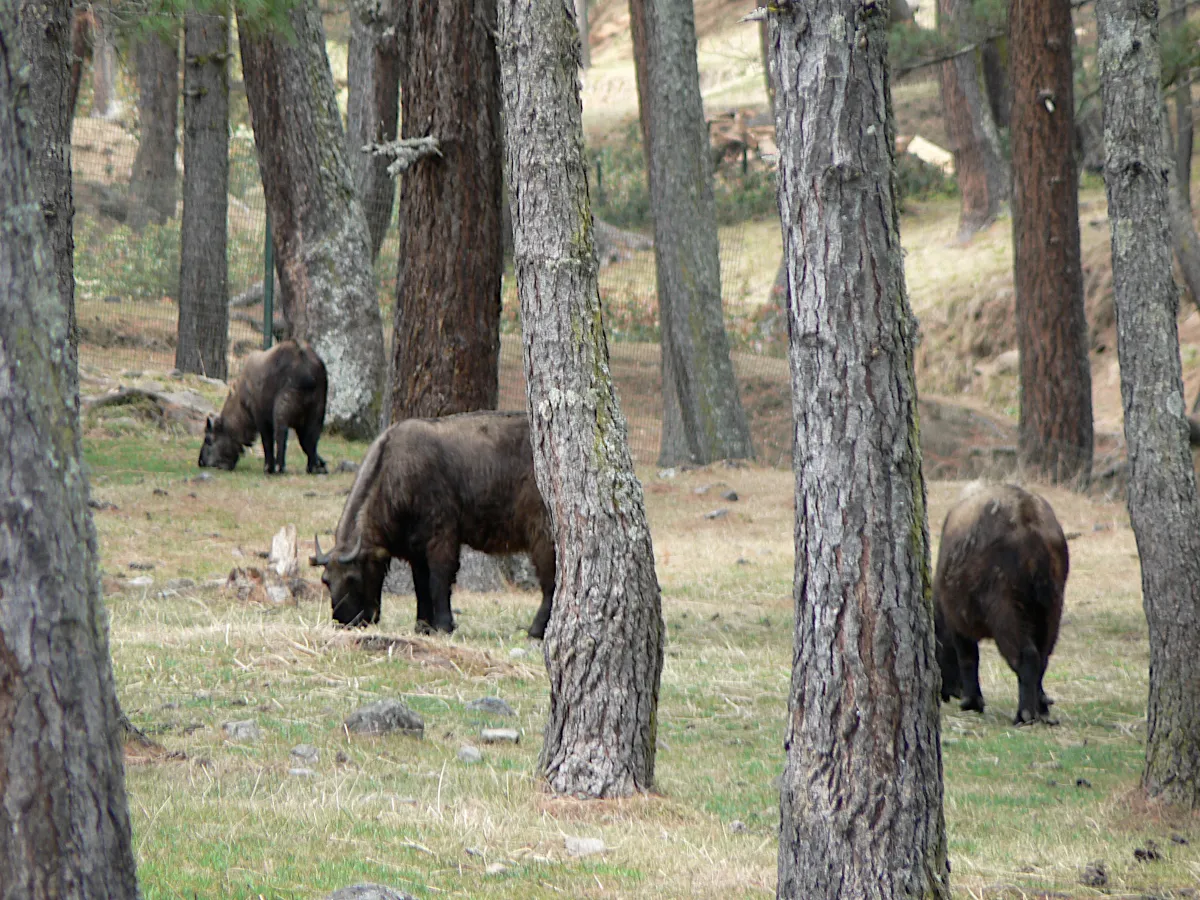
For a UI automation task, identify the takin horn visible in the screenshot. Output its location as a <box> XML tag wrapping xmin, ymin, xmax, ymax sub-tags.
<box><xmin>338</xmin><ymin>534</ymin><xmax>363</xmax><ymax>565</ymax></box>
<box><xmin>310</xmin><ymin>533</ymin><xmax>332</xmax><ymax>567</ymax></box>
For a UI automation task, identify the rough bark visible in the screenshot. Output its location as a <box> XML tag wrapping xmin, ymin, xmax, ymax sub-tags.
<box><xmin>68</xmin><ymin>4</ymin><xmax>93</xmax><ymax>118</ymax></box>
<box><xmin>1010</xmin><ymin>0</ymin><xmax>1093</xmax><ymax>484</ymax></box>
<box><xmin>390</xmin><ymin>0</ymin><xmax>502</xmax><ymax>421</ymax></box>
<box><xmin>346</xmin><ymin>0</ymin><xmax>403</xmax><ymax>260</ymax></box>
<box><xmin>176</xmin><ymin>8</ymin><xmax>229</xmax><ymax>381</ymax></box>
<box><xmin>1168</xmin><ymin>0</ymin><xmax>1193</xmax><ymax>204</ymax></box>
<box><xmin>498</xmin><ymin>0</ymin><xmax>664</xmax><ymax>798</ymax></box>
<box><xmin>20</xmin><ymin>0</ymin><xmax>77</xmax><ymax>399</ymax></box>
<box><xmin>1165</xmin><ymin>109</ymin><xmax>1200</xmax><ymax>315</ymax></box>
<box><xmin>128</xmin><ymin>26</ymin><xmax>179</xmax><ymax>229</ymax></box>
<box><xmin>629</xmin><ymin>0</ymin><xmax>754</xmax><ymax>466</ymax></box>
<box><xmin>577</xmin><ymin>0</ymin><xmax>590</xmax><ymax>68</ymax></box>
<box><xmin>981</xmin><ymin>37</ymin><xmax>1012</xmax><ymax>129</ymax></box>
<box><xmin>766</xmin><ymin>3</ymin><xmax>950</xmax><ymax>897</ymax></box>
<box><xmin>0</xmin><ymin>15</ymin><xmax>140</xmax><ymax>895</ymax></box>
<box><xmin>89</xmin><ymin>8</ymin><xmax>117</xmax><ymax>118</ymax></box>
<box><xmin>239</xmin><ymin>0</ymin><xmax>386</xmax><ymax>438</ymax></box>
<box><xmin>939</xmin><ymin>0</ymin><xmax>1009</xmax><ymax>241</ymax></box>
<box><xmin>1097</xmin><ymin>0</ymin><xmax>1200</xmax><ymax>810</ymax></box>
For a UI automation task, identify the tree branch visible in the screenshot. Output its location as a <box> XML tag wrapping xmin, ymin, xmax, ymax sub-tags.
<box><xmin>364</xmin><ymin>136</ymin><xmax>443</xmax><ymax>176</ymax></box>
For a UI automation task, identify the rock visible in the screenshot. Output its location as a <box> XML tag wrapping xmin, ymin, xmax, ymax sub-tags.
<box><xmin>564</xmin><ymin>836</ymin><xmax>606</xmax><ymax>857</ymax></box>
<box><xmin>457</xmin><ymin>744</ymin><xmax>483</xmax><ymax>764</ymax></box>
<box><xmin>703</xmin><ymin>509</ymin><xmax>729</xmax><ymax>520</ymax></box>
<box><xmin>290</xmin><ymin>744</ymin><xmax>320</xmax><ymax>765</ymax></box>
<box><xmin>480</xmin><ymin>727</ymin><xmax>520</xmax><ymax>744</ymax></box>
<box><xmin>484</xmin><ymin>863</ymin><xmax>507</xmax><ymax>875</ymax></box>
<box><xmin>128</xmin><ymin>561</ymin><xmax>156</xmax><ymax>570</ymax></box>
<box><xmin>164</xmin><ymin>578</ymin><xmax>196</xmax><ymax>591</ymax></box>
<box><xmin>693</xmin><ymin>484</ymin><xmax>712</xmax><ymax>495</ymax></box>
<box><xmin>466</xmin><ymin>696</ymin><xmax>515</xmax><ymax>717</ymax></box>
<box><xmin>335</xmin><ymin>459</ymin><xmax>359</xmax><ymax>474</ymax></box>
<box><xmin>222</xmin><ymin>720</ymin><xmax>261</xmax><ymax>742</ymax></box>
<box><xmin>657</xmin><ymin>468</ymin><xmax>678</xmax><ymax>479</ymax></box>
<box><xmin>1133</xmin><ymin>840</ymin><xmax>1162</xmax><ymax>862</ymax></box>
<box><xmin>192</xmin><ymin>472</ymin><xmax>213</xmax><ymax>483</ymax></box>
<box><xmin>323</xmin><ymin>885</ymin><xmax>417</xmax><ymax>900</ymax></box>
<box><xmin>344</xmin><ymin>700</ymin><xmax>424</xmax><ymax>737</ymax></box>
<box><xmin>269</xmin><ymin>524</ymin><xmax>300</xmax><ymax>579</ymax></box>
<box><xmin>720</xmin><ymin>489</ymin><xmax>739</xmax><ymax>502</ymax></box>
<box><xmin>288</xmin><ymin>767</ymin><xmax>316</xmax><ymax>778</ymax></box>
<box><xmin>508</xmin><ymin>647</ymin><xmax>529</xmax><ymax>659</ymax></box>
<box><xmin>728</xmin><ymin>820</ymin><xmax>748</xmax><ymax>834</ymax></box>
<box><xmin>128</xmin><ymin>575</ymin><xmax>154</xmax><ymax>587</ymax></box>
<box><xmin>1079</xmin><ymin>861</ymin><xmax>1107</xmax><ymax>888</ymax></box>
<box><xmin>87</xmin><ymin>498</ymin><xmax>119</xmax><ymax>511</ymax></box>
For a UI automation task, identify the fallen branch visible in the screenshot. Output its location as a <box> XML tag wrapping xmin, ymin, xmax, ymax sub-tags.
<box><xmin>228</xmin><ymin>275</ymin><xmax>281</xmax><ymax>309</ymax></box>
<box><xmin>365</xmin><ymin>136</ymin><xmax>443</xmax><ymax>177</ymax></box>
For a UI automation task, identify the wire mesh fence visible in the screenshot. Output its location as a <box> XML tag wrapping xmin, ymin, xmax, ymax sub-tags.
<box><xmin>71</xmin><ymin>116</ymin><xmax>795</xmax><ymax>467</ymax></box>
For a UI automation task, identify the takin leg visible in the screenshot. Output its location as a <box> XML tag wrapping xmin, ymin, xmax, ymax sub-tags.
<box><xmin>259</xmin><ymin>420</ymin><xmax>277</xmax><ymax>474</ymax></box>
<box><xmin>952</xmin><ymin>632</ymin><xmax>985</xmax><ymax>714</ymax></box>
<box><xmin>298</xmin><ymin>415</ymin><xmax>327</xmax><ymax>474</ymax></box>
<box><xmin>995</xmin><ymin>630</ymin><xmax>1055</xmax><ymax>725</ymax></box>
<box><xmin>527</xmin><ymin>539</ymin><xmax>556</xmax><ymax>639</ymax></box>
<box><xmin>410</xmin><ymin>557</ymin><xmax>436</xmax><ymax>633</ymax></box>
<box><xmin>425</xmin><ymin>540</ymin><xmax>460</xmax><ymax>634</ymax></box>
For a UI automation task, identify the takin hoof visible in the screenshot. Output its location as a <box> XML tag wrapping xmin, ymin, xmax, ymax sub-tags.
<box><xmin>1015</xmin><ymin>708</ymin><xmax>1059</xmax><ymax>727</ymax></box>
<box><xmin>308</xmin><ymin>457</ymin><xmax>328</xmax><ymax>475</ymax></box>
<box><xmin>960</xmin><ymin>696</ymin><xmax>985</xmax><ymax>714</ymax></box>
<box><xmin>415</xmin><ymin>619</ymin><xmax>456</xmax><ymax>636</ymax></box>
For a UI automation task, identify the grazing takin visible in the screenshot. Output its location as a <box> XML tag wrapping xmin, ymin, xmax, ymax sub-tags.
<box><xmin>198</xmin><ymin>340</ymin><xmax>328</xmax><ymax>475</ymax></box>
<box><xmin>310</xmin><ymin>411</ymin><xmax>556</xmax><ymax>636</ymax></box>
<box><xmin>933</xmin><ymin>482</ymin><xmax>1068</xmax><ymax>725</ymax></box>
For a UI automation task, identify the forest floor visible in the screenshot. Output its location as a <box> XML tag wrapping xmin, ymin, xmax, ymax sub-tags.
<box><xmin>67</xmin><ymin>1</ymin><xmax>1200</xmax><ymax>897</ymax></box>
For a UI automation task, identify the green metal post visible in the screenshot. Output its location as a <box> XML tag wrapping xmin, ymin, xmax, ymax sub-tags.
<box><xmin>263</xmin><ymin>209</ymin><xmax>274</xmax><ymax>350</ymax></box>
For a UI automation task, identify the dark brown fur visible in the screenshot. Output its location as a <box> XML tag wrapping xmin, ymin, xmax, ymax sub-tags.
<box><xmin>933</xmin><ymin>483</ymin><xmax>1068</xmax><ymax>725</ymax></box>
<box><xmin>198</xmin><ymin>341</ymin><xmax>328</xmax><ymax>475</ymax></box>
<box><xmin>310</xmin><ymin>411</ymin><xmax>556</xmax><ymax>635</ymax></box>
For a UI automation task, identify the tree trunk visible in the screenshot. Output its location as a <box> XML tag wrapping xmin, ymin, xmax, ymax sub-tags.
<box><xmin>577</xmin><ymin>0</ymin><xmax>590</xmax><ymax>68</ymax></box>
<box><xmin>1097</xmin><ymin>0</ymin><xmax>1200</xmax><ymax>810</ymax></box>
<box><xmin>629</xmin><ymin>0</ymin><xmax>754</xmax><ymax>466</ymax></box>
<box><xmin>239</xmin><ymin>0</ymin><xmax>386</xmax><ymax>438</ymax></box>
<box><xmin>68</xmin><ymin>4</ymin><xmax>94</xmax><ymax>118</ymax></box>
<box><xmin>766</xmin><ymin>2</ymin><xmax>950</xmax><ymax>897</ymax></box>
<box><xmin>0</xmin><ymin>13</ymin><xmax>140</xmax><ymax>892</ymax></box>
<box><xmin>1010</xmin><ymin>0</ymin><xmax>1093</xmax><ymax>484</ymax></box>
<box><xmin>1165</xmin><ymin>109</ymin><xmax>1200</xmax><ymax>315</ymax></box>
<box><xmin>89</xmin><ymin>9</ymin><xmax>118</xmax><ymax>118</ymax></box>
<box><xmin>389</xmin><ymin>0</ymin><xmax>502</xmax><ymax>421</ymax></box>
<box><xmin>939</xmin><ymin>0</ymin><xmax>1010</xmax><ymax>242</ymax></box>
<box><xmin>1169</xmin><ymin>0</ymin><xmax>1193</xmax><ymax>204</ymax></box>
<box><xmin>128</xmin><ymin>26</ymin><xmax>179</xmax><ymax>230</ymax></box>
<box><xmin>981</xmin><ymin>38</ymin><xmax>1012</xmax><ymax>129</ymax></box>
<box><xmin>176</xmin><ymin>8</ymin><xmax>229</xmax><ymax>381</ymax></box>
<box><xmin>346</xmin><ymin>0</ymin><xmax>403</xmax><ymax>261</ymax></box>
<box><xmin>498</xmin><ymin>0</ymin><xmax>665</xmax><ymax>798</ymax></box>
<box><xmin>20</xmin><ymin>0</ymin><xmax>78</xmax><ymax>399</ymax></box>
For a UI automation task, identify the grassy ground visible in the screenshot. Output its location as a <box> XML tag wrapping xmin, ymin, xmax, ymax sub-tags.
<box><xmin>88</xmin><ymin>419</ymin><xmax>1200</xmax><ymax>899</ymax></box>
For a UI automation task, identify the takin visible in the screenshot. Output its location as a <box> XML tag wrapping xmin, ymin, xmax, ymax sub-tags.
<box><xmin>198</xmin><ymin>340</ymin><xmax>328</xmax><ymax>475</ymax></box>
<box><xmin>309</xmin><ymin>411</ymin><xmax>556</xmax><ymax>636</ymax></box>
<box><xmin>933</xmin><ymin>482</ymin><xmax>1068</xmax><ymax>725</ymax></box>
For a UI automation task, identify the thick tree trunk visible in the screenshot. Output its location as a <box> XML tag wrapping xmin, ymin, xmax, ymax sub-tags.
<box><xmin>128</xmin><ymin>27</ymin><xmax>179</xmax><ymax>229</ymax></box>
<box><xmin>1010</xmin><ymin>0</ymin><xmax>1093</xmax><ymax>484</ymax></box>
<box><xmin>239</xmin><ymin>0</ymin><xmax>386</xmax><ymax>438</ymax></box>
<box><xmin>629</xmin><ymin>0</ymin><xmax>754</xmax><ymax>466</ymax></box>
<box><xmin>766</xmin><ymin>3</ymin><xmax>950</xmax><ymax>897</ymax></box>
<box><xmin>1165</xmin><ymin>110</ymin><xmax>1200</xmax><ymax>314</ymax></box>
<box><xmin>20</xmin><ymin>0</ymin><xmax>77</xmax><ymax>398</ymax></box>
<box><xmin>1098</xmin><ymin>0</ymin><xmax>1200</xmax><ymax>810</ymax></box>
<box><xmin>0</xmin><ymin>14</ymin><xmax>140</xmax><ymax>894</ymax></box>
<box><xmin>68</xmin><ymin>4</ymin><xmax>93</xmax><ymax>118</ymax></box>
<box><xmin>498</xmin><ymin>0</ymin><xmax>664</xmax><ymax>798</ymax></box>
<box><xmin>1169</xmin><ymin>0</ymin><xmax>1193</xmax><ymax>204</ymax></box>
<box><xmin>939</xmin><ymin>0</ymin><xmax>1009</xmax><ymax>242</ymax></box>
<box><xmin>981</xmin><ymin>38</ymin><xmax>1012</xmax><ymax>129</ymax></box>
<box><xmin>346</xmin><ymin>0</ymin><xmax>403</xmax><ymax>261</ymax></box>
<box><xmin>390</xmin><ymin>0</ymin><xmax>502</xmax><ymax>421</ymax></box>
<box><xmin>89</xmin><ymin>9</ymin><xmax>118</xmax><ymax>118</ymax></box>
<box><xmin>176</xmin><ymin>8</ymin><xmax>229</xmax><ymax>381</ymax></box>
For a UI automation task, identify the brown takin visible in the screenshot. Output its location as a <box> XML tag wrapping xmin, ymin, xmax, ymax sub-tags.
<box><xmin>933</xmin><ymin>482</ymin><xmax>1068</xmax><ymax>725</ymax></box>
<box><xmin>198</xmin><ymin>341</ymin><xmax>328</xmax><ymax>475</ymax></box>
<box><xmin>310</xmin><ymin>411</ymin><xmax>555</xmax><ymax>635</ymax></box>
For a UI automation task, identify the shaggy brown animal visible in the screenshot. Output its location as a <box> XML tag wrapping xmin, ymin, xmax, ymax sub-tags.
<box><xmin>198</xmin><ymin>341</ymin><xmax>327</xmax><ymax>475</ymax></box>
<box><xmin>933</xmin><ymin>482</ymin><xmax>1068</xmax><ymax>725</ymax></box>
<box><xmin>310</xmin><ymin>411</ymin><xmax>555</xmax><ymax>635</ymax></box>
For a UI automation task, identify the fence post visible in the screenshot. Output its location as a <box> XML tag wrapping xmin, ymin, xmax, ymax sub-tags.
<box><xmin>263</xmin><ymin>209</ymin><xmax>274</xmax><ymax>350</ymax></box>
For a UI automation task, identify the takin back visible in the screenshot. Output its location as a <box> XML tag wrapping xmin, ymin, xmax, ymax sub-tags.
<box><xmin>933</xmin><ymin>482</ymin><xmax>1068</xmax><ymax>725</ymax></box>
<box><xmin>310</xmin><ymin>411</ymin><xmax>556</xmax><ymax>636</ymax></box>
<box><xmin>198</xmin><ymin>341</ymin><xmax>328</xmax><ymax>475</ymax></box>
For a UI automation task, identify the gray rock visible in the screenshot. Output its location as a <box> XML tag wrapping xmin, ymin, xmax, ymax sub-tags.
<box><xmin>457</xmin><ymin>744</ymin><xmax>483</xmax><ymax>764</ymax></box>
<box><xmin>728</xmin><ymin>820</ymin><xmax>748</xmax><ymax>834</ymax></box>
<box><xmin>335</xmin><ymin>459</ymin><xmax>359</xmax><ymax>474</ymax></box>
<box><xmin>480</xmin><ymin>727</ymin><xmax>520</xmax><ymax>744</ymax></box>
<box><xmin>128</xmin><ymin>575</ymin><xmax>154</xmax><ymax>587</ymax></box>
<box><xmin>1079</xmin><ymin>861</ymin><xmax>1107</xmax><ymax>888</ymax></box>
<box><xmin>720</xmin><ymin>489</ymin><xmax>739</xmax><ymax>502</ymax></box>
<box><xmin>564</xmin><ymin>836</ymin><xmax>606</xmax><ymax>857</ymax></box>
<box><xmin>164</xmin><ymin>577</ymin><xmax>196</xmax><ymax>591</ymax></box>
<box><xmin>465</xmin><ymin>696</ymin><xmax>515</xmax><ymax>717</ymax></box>
<box><xmin>222</xmin><ymin>720</ymin><xmax>261</xmax><ymax>742</ymax></box>
<box><xmin>288</xmin><ymin>767</ymin><xmax>316</xmax><ymax>778</ymax></box>
<box><xmin>324</xmin><ymin>885</ymin><xmax>417</xmax><ymax>900</ymax></box>
<box><xmin>344</xmin><ymin>700</ymin><xmax>424</xmax><ymax>737</ymax></box>
<box><xmin>485</xmin><ymin>862</ymin><xmax>507</xmax><ymax>875</ymax></box>
<box><xmin>508</xmin><ymin>647</ymin><xmax>529</xmax><ymax>659</ymax></box>
<box><xmin>703</xmin><ymin>508</ymin><xmax>729</xmax><ymax>520</ymax></box>
<box><xmin>290</xmin><ymin>744</ymin><xmax>320</xmax><ymax>765</ymax></box>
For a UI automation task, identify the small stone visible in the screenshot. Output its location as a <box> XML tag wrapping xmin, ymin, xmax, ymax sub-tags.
<box><xmin>484</xmin><ymin>863</ymin><xmax>507</xmax><ymax>875</ymax></box>
<box><xmin>87</xmin><ymin>498</ymin><xmax>118</xmax><ymax>511</ymax></box>
<box><xmin>1171</xmin><ymin>834</ymin><xmax>1189</xmax><ymax>845</ymax></box>
<box><xmin>1079</xmin><ymin>861</ymin><xmax>1107</xmax><ymax>888</ymax></box>
<box><xmin>335</xmin><ymin>751</ymin><xmax>350</xmax><ymax>765</ymax></box>
<box><xmin>222</xmin><ymin>720</ymin><xmax>261</xmax><ymax>742</ymax></box>
<box><xmin>564</xmin><ymin>836</ymin><xmax>606</xmax><ymax>857</ymax></box>
<box><xmin>657</xmin><ymin>468</ymin><xmax>677</xmax><ymax>479</ymax></box>
<box><xmin>128</xmin><ymin>575</ymin><xmax>154</xmax><ymax>587</ymax></box>
<box><xmin>344</xmin><ymin>700</ymin><xmax>424</xmax><ymax>737</ymax></box>
<box><xmin>693</xmin><ymin>484</ymin><xmax>711</xmax><ymax>495</ymax></box>
<box><xmin>508</xmin><ymin>647</ymin><xmax>528</xmax><ymax>659</ymax></box>
<box><xmin>160</xmin><ymin>701</ymin><xmax>179</xmax><ymax>710</ymax></box>
<box><xmin>164</xmin><ymin>578</ymin><xmax>196</xmax><ymax>591</ymax></box>
<box><xmin>129</xmin><ymin>561</ymin><xmax>156</xmax><ymax>570</ymax></box>
<box><xmin>728</xmin><ymin>820</ymin><xmax>748</xmax><ymax>834</ymax></box>
<box><xmin>288</xmin><ymin>767</ymin><xmax>316</xmax><ymax>777</ymax></box>
<box><xmin>193</xmin><ymin>691</ymin><xmax>212</xmax><ymax>702</ymax></box>
<box><xmin>466</xmin><ymin>696</ymin><xmax>516</xmax><ymax>717</ymax></box>
<box><xmin>335</xmin><ymin>460</ymin><xmax>359</xmax><ymax>474</ymax></box>
<box><xmin>153</xmin><ymin>488</ymin><xmax>168</xmax><ymax>497</ymax></box>
<box><xmin>703</xmin><ymin>509</ymin><xmax>728</xmax><ymax>520</ymax></box>
<box><xmin>480</xmin><ymin>727</ymin><xmax>520</xmax><ymax>744</ymax></box>
<box><xmin>457</xmin><ymin>744</ymin><xmax>483</xmax><ymax>764</ymax></box>
<box><xmin>291</xmin><ymin>744</ymin><xmax>320</xmax><ymax>765</ymax></box>
<box><xmin>720</xmin><ymin>489</ymin><xmax>739</xmax><ymax>502</ymax></box>
<box><xmin>104</xmin><ymin>295</ymin><xmax>121</xmax><ymax>304</ymax></box>
<box><xmin>1133</xmin><ymin>840</ymin><xmax>1162</xmax><ymax>862</ymax></box>
<box><xmin>323</xmin><ymin>885</ymin><xmax>417</xmax><ymax>900</ymax></box>
<box><xmin>736</xmin><ymin>558</ymin><xmax>750</xmax><ymax>566</ymax></box>
<box><xmin>192</xmin><ymin>472</ymin><xmax>213</xmax><ymax>483</ymax></box>
<box><xmin>1075</xmin><ymin>777</ymin><xmax>1092</xmax><ymax>789</ymax></box>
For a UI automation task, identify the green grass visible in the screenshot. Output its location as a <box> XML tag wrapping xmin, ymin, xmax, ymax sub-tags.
<box><xmin>84</xmin><ymin>425</ymin><xmax>1200</xmax><ymax>898</ymax></box>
